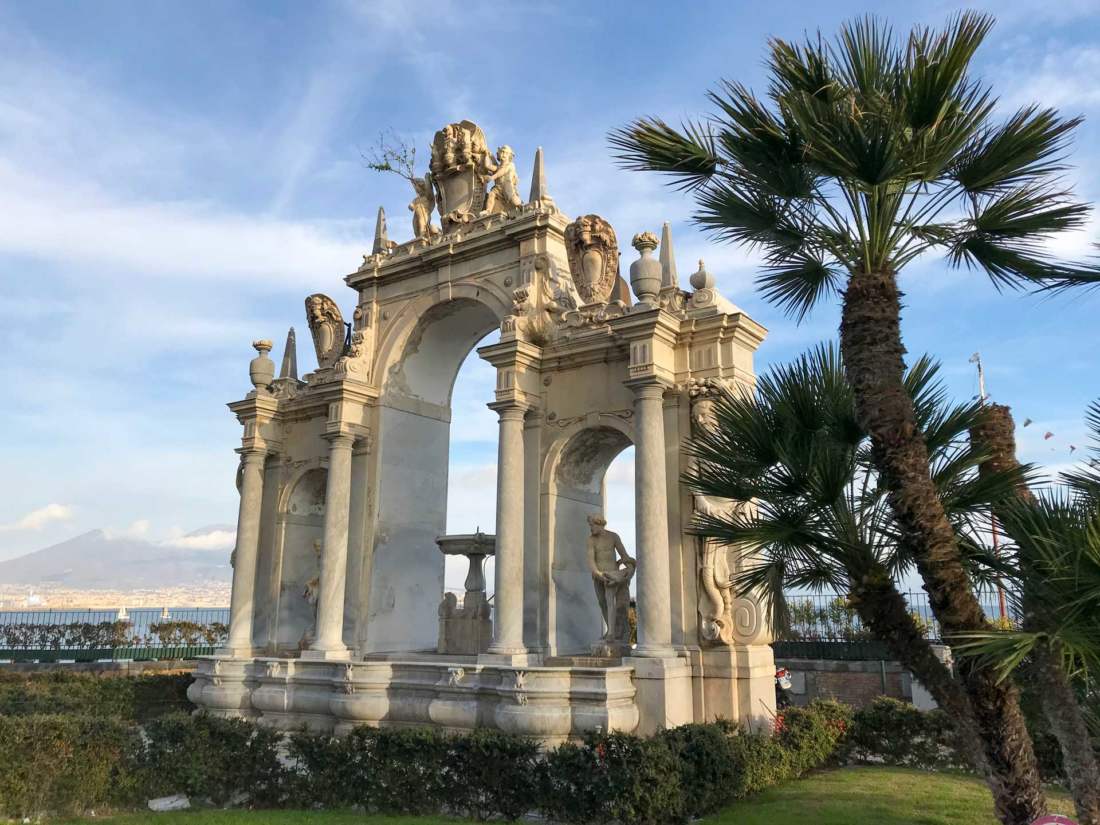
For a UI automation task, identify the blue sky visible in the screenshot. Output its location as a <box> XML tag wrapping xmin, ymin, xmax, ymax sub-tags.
<box><xmin>1</xmin><ymin>0</ymin><xmax>1099</xmax><ymax>572</ymax></box>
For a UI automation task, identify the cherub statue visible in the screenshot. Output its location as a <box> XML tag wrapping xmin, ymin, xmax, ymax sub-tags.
<box><xmin>483</xmin><ymin>145</ymin><xmax>521</xmax><ymax>215</ymax></box>
<box><xmin>410</xmin><ymin>173</ymin><xmax>440</xmax><ymax>240</ymax></box>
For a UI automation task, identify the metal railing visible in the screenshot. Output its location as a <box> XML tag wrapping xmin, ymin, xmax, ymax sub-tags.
<box><xmin>0</xmin><ymin>608</ymin><xmax>230</xmax><ymax>662</ymax></box>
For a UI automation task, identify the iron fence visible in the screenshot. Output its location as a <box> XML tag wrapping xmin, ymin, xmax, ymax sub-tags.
<box><xmin>779</xmin><ymin>590</ymin><xmax>1019</xmax><ymax>644</ymax></box>
<box><xmin>0</xmin><ymin>608</ymin><xmax>230</xmax><ymax>661</ymax></box>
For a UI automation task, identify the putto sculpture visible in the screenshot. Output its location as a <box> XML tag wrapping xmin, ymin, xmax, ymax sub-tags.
<box><xmin>586</xmin><ymin>513</ymin><xmax>636</xmax><ymax>657</ymax></box>
<box><xmin>564</xmin><ymin>214</ymin><xmax>620</xmax><ymax>305</ymax></box>
<box><xmin>483</xmin><ymin>145</ymin><xmax>522</xmax><ymax>215</ymax></box>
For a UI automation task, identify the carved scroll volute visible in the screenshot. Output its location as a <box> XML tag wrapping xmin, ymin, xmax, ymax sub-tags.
<box><xmin>304</xmin><ymin>293</ymin><xmax>345</xmax><ymax>369</ymax></box>
<box><xmin>564</xmin><ymin>214</ymin><xmax>619</xmax><ymax>305</ymax></box>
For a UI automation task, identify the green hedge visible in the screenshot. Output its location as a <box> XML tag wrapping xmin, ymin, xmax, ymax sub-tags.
<box><xmin>0</xmin><ymin>671</ymin><xmax>193</xmax><ymax>721</ymax></box>
<box><xmin>0</xmin><ymin>715</ymin><xmax>140</xmax><ymax>819</ymax></box>
<box><xmin>0</xmin><ymin>703</ymin><xmax>855</xmax><ymax>822</ymax></box>
<box><xmin>842</xmin><ymin>697</ymin><xmax>968</xmax><ymax>771</ymax></box>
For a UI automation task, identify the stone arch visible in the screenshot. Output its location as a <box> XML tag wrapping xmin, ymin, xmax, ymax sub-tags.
<box><xmin>274</xmin><ymin>467</ymin><xmax>327</xmax><ymax>652</ymax></box>
<box><xmin>367</xmin><ymin>288</ymin><xmax>507</xmax><ymax>654</ymax></box>
<box><xmin>374</xmin><ymin>283</ymin><xmax>510</xmax><ymax>407</ymax></box>
<box><xmin>543</xmin><ymin>423</ymin><xmax>634</xmax><ymax>655</ymax></box>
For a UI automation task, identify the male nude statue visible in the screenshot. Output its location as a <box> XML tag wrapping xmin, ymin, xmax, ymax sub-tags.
<box><xmin>586</xmin><ymin>513</ymin><xmax>636</xmax><ymax>648</ymax></box>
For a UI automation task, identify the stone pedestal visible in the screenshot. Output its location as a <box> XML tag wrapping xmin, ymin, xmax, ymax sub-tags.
<box><xmin>625</xmin><ymin>655</ymin><xmax>694</xmax><ymax>735</ymax></box>
<box><xmin>695</xmin><ymin>645</ymin><xmax>776</xmax><ymax>732</ymax></box>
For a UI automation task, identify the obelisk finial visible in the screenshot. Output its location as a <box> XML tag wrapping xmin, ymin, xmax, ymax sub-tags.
<box><xmin>372</xmin><ymin>206</ymin><xmax>389</xmax><ymax>255</ymax></box>
<box><xmin>279</xmin><ymin>327</ymin><xmax>298</xmax><ymax>380</ymax></box>
<box><xmin>528</xmin><ymin>147</ymin><xmax>555</xmax><ymax>207</ymax></box>
<box><xmin>659</xmin><ymin>221</ymin><xmax>678</xmax><ymax>289</ymax></box>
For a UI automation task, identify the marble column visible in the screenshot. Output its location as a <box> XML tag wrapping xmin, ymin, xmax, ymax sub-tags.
<box><xmin>307</xmin><ymin>432</ymin><xmax>354</xmax><ymax>660</ymax></box>
<box><xmin>488</xmin><ymin>404</ymin><xmax>526</xmax><ymax>656</ymax></box>
<box><xmin>223</xmin><ymin>447</ymin><xmax>266</xmax><ymax>655</ymax></box>
<box><xmin>344</xmin><ymin>442</ymin><xmax>371</xmax><ymax>654</ymax></box>
<box><xmin>630</xmin><ymin>380</ymin><xmax>674</xmax><ymax>657</ymax></box>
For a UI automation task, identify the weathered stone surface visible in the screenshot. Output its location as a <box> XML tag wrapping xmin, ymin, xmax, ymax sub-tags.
<box><xmin>199</xmin><ymin>118</ymin><xmax>776</xmax><ymax>738</ymax></box>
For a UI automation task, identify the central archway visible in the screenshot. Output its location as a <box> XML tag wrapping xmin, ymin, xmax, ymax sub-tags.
<box><xmin>366</xmin><ymin>295</ymin><xmax>504</xmax><ymax>653</ymax></box>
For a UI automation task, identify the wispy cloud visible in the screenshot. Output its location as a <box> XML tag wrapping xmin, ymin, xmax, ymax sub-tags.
<box><xmin>0</xmin><ymin>503</ymin><xmax>73</xmax><ymax>533</ymax></box>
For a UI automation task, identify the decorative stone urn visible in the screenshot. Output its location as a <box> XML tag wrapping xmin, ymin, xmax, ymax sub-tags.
<box><xmin>690</xmin><ymin>259</ymin><xmax>715</xmax><ymax>290</ymax></box>
<box><xmin>249</xmin><ymin>340</ymin><xmax>274</xmax><ymax>391</ymax></box>
<box><xmin>629</xmin><ymin>231</ymin><xmax>661</xmax><ymax>305</ymax></box>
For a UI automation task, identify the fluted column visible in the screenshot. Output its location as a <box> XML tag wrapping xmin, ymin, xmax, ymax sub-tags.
<box><xmin>306</xmin><ymin>432</ymin><xmax>354</xmax><ymax>660</ymax></box>
<box><xmin>630</xmin><ymin>380</ymin><xmax>674</xmax><ymax>657</ymax></box>
<box><xmin>488</xmin><ymin>403</ymin><xmax>526</xmax><ymax>656</ymax></box>
<box><xmin>223</xmin><ymin>447</ymin><xmax>266</xmax><ymax>655</ymax></box>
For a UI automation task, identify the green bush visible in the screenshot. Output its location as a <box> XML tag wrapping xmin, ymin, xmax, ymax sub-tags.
<box><xmin>0</xmin><ymin>714</ymin><xmax>139</xmax><ymax>818</ymax></box>
<box><xmin>136</xmin><ymin>712</ymin><xmax>287</xmax><ymax>806</ymax></box>
<box><xmin>542</xmin><ymin>731</ymin><xmax>685</xmax><ymax>825</ymax></box>
<box><xmin>442</xmin><ymin>727</ymin><xmax>543</xmax><ymax>821</ymax></box>
<box><xmin>776</xmin><ymin>700</ymin><xmax>852</xmax><ymax>774</ymax></box>
<box><xmin>844</xmin><ymin>697</ymin><xmax>966</xmax><ymax>771</ymax></box>
<box><xmin>0</xmin><ymin>671</ymin><xmax>192</xmax><ymax>721</ymax></box>
<box><xmin>659</xmin><ymin>720</ymin><xmax>743</xmax><ymax>817</ymax></box>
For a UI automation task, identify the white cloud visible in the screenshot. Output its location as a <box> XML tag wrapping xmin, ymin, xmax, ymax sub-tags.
<box><xmin>103</xmin><ymin>519</ymin><xmax>152</xmax><ymax>541</ymax></box>
<box><xmin>162</xmin><ymin>529</ymin><xmax>237</xmax><ymax>552</ymax></box>
<box><xmin>0</xmin><ymin>503</ymin><xmax>73</xmax><ymax>532</ymax></box>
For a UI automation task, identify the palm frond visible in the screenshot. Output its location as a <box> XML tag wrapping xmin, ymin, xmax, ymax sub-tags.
<box><xmin>608</xmin><ymin>117</ymin><xmax>719</xmax><ymax>190</ymax></box>
<box><xmin>755</xmin><ymin>253</ymin><xmax>844</xmax><ymax>321</ymax></box>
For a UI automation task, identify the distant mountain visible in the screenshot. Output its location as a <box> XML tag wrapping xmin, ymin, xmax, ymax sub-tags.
<box><xmin>0</xmin><ymin>527</ymin><xmax>234</xmax><ymax>589</ymax></box>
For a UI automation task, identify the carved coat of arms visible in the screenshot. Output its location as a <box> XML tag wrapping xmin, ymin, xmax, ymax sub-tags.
<box><xmin>429</xmin><ymin>120</ymin><xmax>492</xmax><ymax>232</ymax></box>
<box><xmin>305</xmin><ymin>293</ymin><xmax>345</xmax><ymax>369</ymax></box>
<box><xmin>564</xmin><ymin>214</ymin><xmax>620</xmax><ymax>305</ymax></box>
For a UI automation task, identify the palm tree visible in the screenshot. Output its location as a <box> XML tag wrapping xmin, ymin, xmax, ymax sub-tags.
<box><xmin>687</xmin><ymin>344</ymin><xmax>1019</xmax><ymax>778</ymax></box>
<box><xmin>610</xmin><ymin>14</ymin><xmax>1098</xmax><ymax>823</ymax></box>
<box><xmin>963</xmin><ymin>403</ymin><xmax>1100</xmax><ymax>824</ymax></box>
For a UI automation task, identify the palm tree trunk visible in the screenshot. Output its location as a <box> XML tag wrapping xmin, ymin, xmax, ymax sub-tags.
<box><xmin>850</xmin><ymin>574</ymin><xmax>988</xmax><ymax>774</ymax></box>
<box><xmin>972</xmin><ymin>403</ymin><xmax>1100</xmax><ymax>825</ymax></box>
<box><xmin>839</xmin><ymin>270</ymin><xmax>1046</xmax><ymax>825</ymax></box>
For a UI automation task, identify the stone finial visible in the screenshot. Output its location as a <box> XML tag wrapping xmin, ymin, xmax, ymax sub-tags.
<box><xmin>659</xmin><ymin>222</ymin><xmax>678</xmax><ymax>289</ymax></box>
<box><xmin>279</xmin><ymin>327</ymin><xmax>298</xmax><ymax>380</ymax></box>
<box><xmin>528</xmin><ymin>146</ymin><xmax>555</xmax><ymax>207</ymax></box>
<box><xmin>249</xmin><ymin>339</ymin><xmax>275</xmax><ymax>391</ymax></box>
<box><xmin>690</xmin><ymin>259</ymin><xmax>715</xmax><ymax>290</ymax></box>
<box><xmin>372</xmin><ymin>206</ymin><xmax>390</xmax><ymax>255</ymax></box>
<box><xmin>629</xmin><ymin>231</ymin><xmax>662</xmax><ymax>305</ymax></box>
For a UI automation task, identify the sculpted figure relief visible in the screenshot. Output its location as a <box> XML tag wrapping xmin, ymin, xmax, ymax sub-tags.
<box><xmin>483</xmin><ymin>145</ymin><xmax>522</xmax><ymax>215</ymax></box>
<box><xmin>305</xmin><ymin>294</ymin><xmax>346</xmax><ymax>369</ymax></box>
<box><xmin>409</xmin><ymin>173</ymin><xmax>440</xmax><ymax>240</ymax></box>
<box><xmin>586</xmin><ymin>514</ymin><xmax>636</xmax><ymax>656</ymax></box>
<box><xmin>564</xmin><ymin>214</ymin><xmax>620</xmax><ymax>305</ymax></box>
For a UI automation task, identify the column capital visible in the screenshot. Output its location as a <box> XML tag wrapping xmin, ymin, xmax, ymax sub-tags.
<box><xmin>625</xmin><ymin>376</ymin><xmax>671</xmax><ymax>399</ymax></box>
<box><xmin>235</xmin><ymin>445</ymin><xmax>271</xmax><ymax>461</ymax></box>
<box><xmin>322</xmin><ymin>431</ymin><xmax>356</xmax><ymax>449</ymax></box>
<box><xmin>488</xmin><ymin>400</ymin><xmax>529</xmax><ymax>421</ymax></box>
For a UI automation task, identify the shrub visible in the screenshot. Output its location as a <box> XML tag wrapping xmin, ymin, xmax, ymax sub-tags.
<box><xmin>443</xmin><ymin>727</ymin><xmax>544</xmax><ymax>821</ymax></box>
<box><xmin>0</xmin><ymin>714</ymin><xmax>139</xmax><ymax>819</ymax></box>
<box><xmin>659</xmin><ymin>720</ymin><xmax>743</xmax><ymax>817</ymax></box>
<box><xmin>361</xmin><ymin>726</ymin><xmax>452</xmax><ymax>815</ymax></box>
<box><xmin>775</xmin><ymin>700</ymin><xmax>852</xmax><ymax>774</ymax></box>
<box><xmin>542</xmin><ymin>730</ymin><xmax>685</xmax><ymax>825</ymax></box>
<box><xmin>844</xmin><ymin>697</ymin><xmax>966</xmax><ymax>771</ymax></box>
<box><xmin>0</xmin><ymin>671</ymin><xmax>193</xmax><ymax>721</ymax></box>
<box><xmin>135</xmin><ymin>712</ymin><xmax>287</xmax><ymax>806</ymax></box>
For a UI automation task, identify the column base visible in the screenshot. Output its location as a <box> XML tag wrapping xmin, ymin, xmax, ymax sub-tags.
<box><xmin>215</xmin><ymin>646</ymin><xmax>255</xmax><ymax>659</ymax></box>
<box><xmin>632</xmin><ymin>643</ymin><xmax>678</xmax><ymax>658</ymax></box>
<box><xmin>301</xmin><ymin>646</ymin><xmax>352</xmax><ymax>662</ymax></box>
<box><xmin>624</xmin><ymin>655</ymin><xmax>693</xmax><ymax>735</ymax></box>
<box><xmin>479</xmin><ymin>651</ymin><xmax>541</xmax><ymax>667</ymax></box>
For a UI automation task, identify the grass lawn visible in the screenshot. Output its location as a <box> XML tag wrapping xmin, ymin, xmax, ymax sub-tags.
<box><xmin>63</xmin><ymin>767</ymin><xmax>1075</xmax><ymax>824</ymax></box>
<box><xmin>702</xmin><ymin>766</ymin><xmax>1076</xmax><ymax>825</ymax></box>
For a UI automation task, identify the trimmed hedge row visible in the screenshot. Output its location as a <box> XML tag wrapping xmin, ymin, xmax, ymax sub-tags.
<box><xmin>0</xmin><ymin>671</ymin><xmax>193</xmax><ymax>721</ymax></box>
<box><xmin>0</xmin><ymin>702</ymin><xmax>853</xmax><ymax>823</ymax></box>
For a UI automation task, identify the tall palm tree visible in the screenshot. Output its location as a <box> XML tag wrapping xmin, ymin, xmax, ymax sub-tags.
<box><xmin>963</xmin><ymin>403</ymin><xmax>1100</xmax><ymax>824</ymax></box>
<box><xmin>687</xmin><ymin>344</ymin><xmax>1018</xmax><ymax>777</ymax></box>
<box><xmin>610</xmin><ymin>14</ymin><xmax>1098</xmax><ymax>823</ymax></box>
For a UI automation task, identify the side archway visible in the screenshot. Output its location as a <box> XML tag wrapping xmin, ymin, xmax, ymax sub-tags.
<box><xmin>543</xmin><ymin>423</ymin><xmax>633</xmax><ymax>656</ymax></box>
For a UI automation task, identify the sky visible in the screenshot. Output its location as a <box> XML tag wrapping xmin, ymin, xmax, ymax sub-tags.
<box><xmin>1</xmin><ymin>0</ymin><xmax>1099</xmax><ymax>580</ymax></box>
